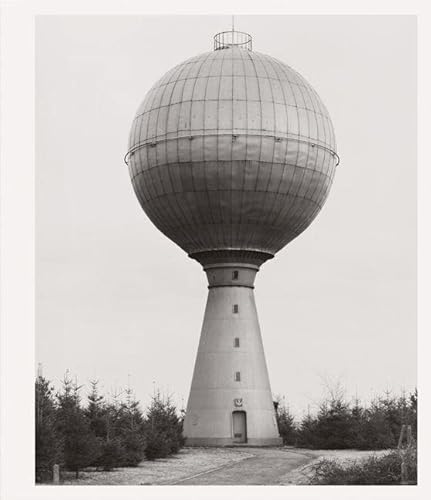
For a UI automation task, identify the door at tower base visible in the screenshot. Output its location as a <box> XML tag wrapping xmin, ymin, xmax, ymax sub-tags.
<box><xmin>233</xmin><ymin>411</ymin><xmax>247</xmax><ymax>443</ymax></box>
<box><xmin>182</xmin><ymin>263</ymin><xmax>283</xmax><ymax>447</ymax></box>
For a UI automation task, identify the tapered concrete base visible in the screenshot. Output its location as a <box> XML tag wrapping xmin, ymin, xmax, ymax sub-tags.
<box><xmin>183</xmin><ymin>261</ymin><xmax>281</xmax><ymax>447</ymax></box>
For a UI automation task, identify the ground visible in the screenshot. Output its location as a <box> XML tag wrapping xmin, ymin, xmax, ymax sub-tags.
<box><xmin>60</xmin><ymin>447</ymin><xmax>389</xmax><ymax>485</ymax></box>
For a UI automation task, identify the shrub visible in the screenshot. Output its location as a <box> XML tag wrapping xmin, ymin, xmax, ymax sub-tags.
<box><xmin>295</xmin><ymin>389</ymin><xmax>418</xmax><ymax>451</ymax></box>
<box><xmin>310</xmin><ymin>448</ymin><xmax>417</xmax><ymax>485</ymax></box>
<box><xmin>121</xmin><ymin>429</ymin><xmax>146</xmax><ymax>466</ymax></box>
<box><xmin>97</xmin><ymin>438</ymin><xmax>126</xmax><ymax>471</ymax></box>
<box><xmin>144</xmin><ymin>431</ymin><xmax>172</xmax><ymax>460</ymax></box>
<box><xmin>296</xmin><ymin>397</ymin><xmax>355</xmax><ymax>449</ymax></box>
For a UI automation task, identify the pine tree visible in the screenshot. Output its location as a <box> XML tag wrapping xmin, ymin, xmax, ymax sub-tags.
<box><xmin>144</xmin><ymin>391</ymin><xmax>184</xmax><ymax>459</ymax></box>
<box><xmin>56</xmin><ymin>372</ymin><xmax>101</xmax><ymax>478</ymax></box>
<box><xmin>97</xmin><ymin>437</ymin><xmax>126</xmax><ymax>471</ymax></box>
<box><xmin>349</xmin><ymin>397</ymin><xmax>367</xmax><ymax>449</ymax></box>
<box><xmin>297</xmin><ymin>412</ymin><xmax>318</xmax><ymax>448</ymax></box>
<box><xmin>408</xmin><ymin>389</ymin><xmax>417</xmax><ymax>441</ymax></box>
<box><xmin>85</xmin><ymin>380</ymin><xmax>108</xmax><ymax>438</ymax></box>
<box><xmin>314</xmin><ymin>396</ymin><xmax>354</xmax><ymax>449</ymax></box>
<box><xmin>274</xmin><ymin>397</ymin><xmax>297</xmax><ymax>445</ymax></box>
<box><xmin>117</xmin><ymin>387</ymin><xmax>146</xmax><ymax>466</ymax></box>
<box><xmin>35</xmin><ymin>375</ymin><xmax>63</xmax><ymax>482</ymax></box>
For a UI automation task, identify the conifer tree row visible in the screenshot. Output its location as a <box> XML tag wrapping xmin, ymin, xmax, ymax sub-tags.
<box><xmin>36</xmin><ymin>371</ymin><xmax>417</xmax><ymax>483</ymax></box>
<box><xmin>35</xmin><ymin>372</ymin><xmax>185</xmax><ymax>482</ymax></box>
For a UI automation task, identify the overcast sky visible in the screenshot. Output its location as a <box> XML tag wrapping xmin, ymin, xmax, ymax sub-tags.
<box><xmin>35</xmin><ymin>15</ymin><xmax>416</xmax><ymax>417</ymax></box>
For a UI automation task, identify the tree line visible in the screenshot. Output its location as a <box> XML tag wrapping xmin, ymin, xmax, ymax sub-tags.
<box><xmin>275</xmin><ymin>388</ymin><xmax>417</xmax><ymax>450</ymax></box>
<box><xmin>35</xmin><ymin>372</ymin><xmax>184</xmax><ymax>482</ymax></box>
<box><xmin>36</xmin><ymin>370</ymin><xmax>417</xmax><ymax>483</ymax></box>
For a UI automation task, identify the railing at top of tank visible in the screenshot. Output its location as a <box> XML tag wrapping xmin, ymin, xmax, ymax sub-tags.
<box><xmin>214</xmin><ymin>31</ymin><xmax>252</xmax><ymax>51</ymax></box>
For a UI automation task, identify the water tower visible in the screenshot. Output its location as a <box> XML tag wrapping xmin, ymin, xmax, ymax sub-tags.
<box><xmin>126</xmin><ymin>29</ymin><xmax>338</xmax><ymax>446</ymax></box>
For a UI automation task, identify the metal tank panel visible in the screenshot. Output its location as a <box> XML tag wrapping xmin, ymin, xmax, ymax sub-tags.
<box><xmin>127</xmin><ymin>45</ymin><xmax>338</xmax><ymax>258</ymax></box>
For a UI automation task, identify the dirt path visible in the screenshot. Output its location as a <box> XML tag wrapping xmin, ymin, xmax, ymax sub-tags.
<box><xmin>173</xmin><ymin>447</ymin><xmax>315</xmax><ymax>485</ymax></box>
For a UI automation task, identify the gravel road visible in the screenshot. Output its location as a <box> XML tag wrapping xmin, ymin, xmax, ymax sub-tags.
<box><xmin>173</xmin><ymin>447</ymin><xmax>315</xmax><ymax>485</ymax></box>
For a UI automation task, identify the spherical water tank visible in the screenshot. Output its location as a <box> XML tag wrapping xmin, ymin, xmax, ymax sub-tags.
<box><xmin>127</xmin><ymin>33</ymin><xmax>338</xmax><ymax>264</ymax></box>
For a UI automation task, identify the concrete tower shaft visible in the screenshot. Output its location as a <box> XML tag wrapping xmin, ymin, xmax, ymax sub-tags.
<box><xmin>183</xmin><ymin>262</ymin><xmax>281</xmax><ymax>446</ymax></box>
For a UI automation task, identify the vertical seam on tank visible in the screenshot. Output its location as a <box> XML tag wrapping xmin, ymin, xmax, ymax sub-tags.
<box><xmin>291</xmin><ymin>79</ymin><xmax>332</xmax><ymax>237</ymax></box>
<box><xmin>145</xmin><ymin>86</ymin><xmax>172</xmax><ymax>234</ymax></box>
<box><xmin>164</xmin><ymin>61</ymin><xmax>203</xmax><ymax>244</ymax></box>
<box><xmin>284</xmin><ymin>82</ymin><xmax>313</xmax><ymax>238</ymax></box>
<box><xmin>153</xmin><ymin>74</ymin><xmax>174</xmax><ymax>232</ymax></box>
<box><xmin>160</xmin><ymin>64</ymin><xmax>191</xmax><ymax>239</ymax></box>
<box><xmin>230</xmin><ymin>50</ymin><xmax>234</xmax><ymax>248</ymax></box>
<box><xmin>271</xmin><ymin>57</ymin><xmax>290</xmax><ymax>196</ymax></box>
<box><xmin>177</xmin><ymin>61</ymin><xmax>200</xmax><ymax>247</ymax></box>
<box><xmin>202</xmin><ymin>52</ymin><xmax>219</xmax><ymax>248</ymax></box>
<box><xmin>161</xmin><ymin>71</ymin><xmax>185</xmax><ymax>238</ymax></box>
<box><xmin>300</xmin><ymin>84</ymin><xmax>328</xmax><ymax>228</ymax></box>
<box><xmin>247</xmin><ymin>51</ymin><xmax>263</xmax><ymax>191</ymax></box>
<box><xmin>133</xmin><ymin>112</ymin><xmax>148</xmax><ymax>220</ymax></box>
<box><xmin>237</xmin><ymin>48</ymin><xmax>249</xmax><ymax>250</ymax></box>
<box><xmin>136</xmin><ymin>89</ymin><xmax>155</xmax><ymax>206</ymax></box>
<box><xmin>173</xmin><ymin>57</ymin><xmax>202</xmax><ymax>250</ymax></box>
<box><xmin>139</xmin><ymin>86</ymin><xmax>158</xmax><ymax>216</ymax></box>
<box><xmin>256</xmin><ymin>53</ymin><xmax>281</xmax><ymax>247</ymax></box>
<box><xmin>266</xmin><ymin>57</ymin><xmax>303</xmax><ymax>247</ymax></box>
<box><xmin>147</xmin><ymin>86</ymin><xmax>170</xmax><ymax>230</ymax></box>
<box><xmin>243</xmin><ymin>50</ymin><xmax>263</xmax><ymax>251</ymax></box>
<box><xmin>258</xmin><ymin>52</ymin><xmax>278</xmax><ymax>191</ymax></box>
<box><xmin>158</xmin><ymin>61</ymin><xmax>191</xmax><ymax>247</ymax></box>
<box><xmin>188</xmin><ymin>51</ymin><xmax>215</xmax><ymax>250</ymax></box>
<box><xmin>254</xmin><ymin>56</ymin><xmax>291</xmax><ymax>248</ymax></box>
<box><xmin>262</xmin><ymin>58</ymin><xmax>290</xmax><ymax>251</ymax></box>
<box><xmin>217</xmin><ymin>48</ymin><xmax>228</xmax><ymax>248</ymax></box>
<box><xmin>272</xmin><ymin>57</ymin><xmax>291</xmax><ymax>220</ymax></box>
<box><xmin>308</xmin><ymin>85</ymin><xmax>337</xmax><ymax>202</ymax></box>
<box><xmin>295</xmin><ymin>79</ymin><xmax>332</xmax><ymax>240</ymax></box>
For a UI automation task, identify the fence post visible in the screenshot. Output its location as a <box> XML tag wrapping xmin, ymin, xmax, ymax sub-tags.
<box><xmin>398</xmin><ymin>424</ymin><xmax>412</xmax><ymax>485</ymax></box>
<box><xmin>397</xmin><ymin>424</ymin><xmax>406</xmax><ymax>449</ymax></box>
<box><xmin>53</xmin><ymin>464</ymin><xmax>60</xmax><ymax>484</ymax></box>
<box><xmin>400</xmin><ymin>460</ymin><xmax>408</xmax><ymax>485</ymax></box>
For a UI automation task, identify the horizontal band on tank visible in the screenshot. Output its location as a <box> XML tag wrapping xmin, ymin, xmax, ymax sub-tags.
<box><xmin>134</xmin><ymin>73</ymin><xmax>327</xmax><ymax>101</ymax></box>
<box><xmin>132</xmin><ymin>98</ymin><xmax>330</xmax><ymax>122</ymax></box>
<box><xmin>125</xmin><ymin>133</ymin><xmax>340</xmax><ymax>167</ymax></box>
<box><xmin>132</xmin><ymin>186</ymin><xmax>326</xmax><ymax>218</ymax></box>
<box><xmin>189</xmin><ymin>249</ymin><xmax>273</xmax><ymax>267</ymax></box>
<box><xmin>132</xmin><ymin>202</ymin><xmax>324</xmax><ymax>253</ymax></box>
<box><xmin>136</xmin><ymin>74</ymin><xmax>324</xmax><ymax>95</ymax></box>
<box><xmin>204</xmin><ymin>262</ymin><xmax>260</xmax><ymax>271</ymax></box>
<box><xmin>207</xmin><ymin>284</ymin><xmax>254</xmax><ymax>289</ymax></box>
<box><xmin>129</xmin><ymin>159</ymin><xmax>334</xmax><ymax>188</ymax></box>
<box><xmin>131</xmin><ymin>185</ymin><xmax>329</xmax><ymax>254</ymax></box>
